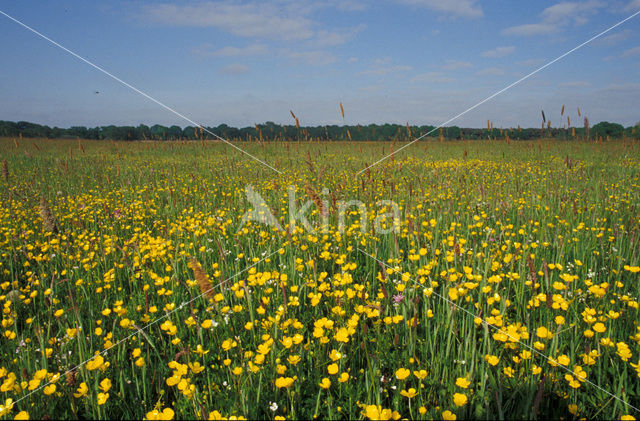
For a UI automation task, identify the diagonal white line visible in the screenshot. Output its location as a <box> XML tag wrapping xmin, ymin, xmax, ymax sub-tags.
<box><xmin>10</xmin><ymin>247</ymin><xmax>283</xmax><ymax>407</ymax></box>
<box><xmin>357</xmin><ymin>9</ymin><xmax>640</xmax><ymax>176</ymax></box>
<box><xmin>358</xmin><ymin>247</ymin><xmax>640</xmax><ymax>415</ymax></box>
<box><xmin>0</xmin><ymin>9</ymin><xmax>282</xmax><ymax>175</ymax></box>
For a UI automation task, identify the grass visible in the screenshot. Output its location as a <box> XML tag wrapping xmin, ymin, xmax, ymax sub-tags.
<box><xmin>0</xmin><ymin>137</ymin><xmax>639</xmax><ymax>420</ymax></box>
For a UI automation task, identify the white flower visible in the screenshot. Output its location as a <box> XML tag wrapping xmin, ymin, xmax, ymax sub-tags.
<box><xmin>269</xmin><ymin>402</ymin><xmax>278</xmax><ymax>412</ymax></box>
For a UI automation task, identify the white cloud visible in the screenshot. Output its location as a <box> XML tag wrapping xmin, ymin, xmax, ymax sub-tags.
<box><xmin>476</xmin><ymin>67</ymin><xmax>504</xmax><ymax>76</ymax></box>
<box><xmin>592</xmin><ymin>29</ymin><xmax>633</xmax><ymax>46</ymax></box>
<box><xmin>625</xmin><ymin>0</ymin><xmax>640</xmax><ymax>11</ymax></box>
<box><xmin>411</xmin><ymin>72</ymin><xmax>455</xmax><ymax>83</ymax></box>
<box><xmin>279</xmin><ymin>49</ymin><xmax>337</xmax><ymax>66</ymax></box>
<box><xmin>313</xmin><ymin>24</ymin><xmax>366</xmax><ymax>47</ymax></box>
<box><xmin>357</xmin><ymin>58</ymin><xmax>413</xmax><ymax>76</ymax></box>
<box><xmin>503</xmin><ymin>23</ymin><xmax>556</xmax><ymax>37</ymax></box>
<box><xmin>503</xmin><ymin>1</ymin><xmax>602</xmax><ymax>36</ymax></box>
<box><xmin>517</xmin><ymin>58</ymin><xmax>545</xmax><ymax>67</ymax></box>
<box><xmin>558</xmin><ymin>81</ymin><xmax>592</xmax><ymax>87</ymax></box>
<box><xmin>218</xmin><ymin>64</ymin><xmax>249</xmax><ymax>75</ymax></box>
<box><xmin>621</xmin><ymin>46</ymin><xmax>640</xmax><ymax>57</ymax></box>
<box><xmin>143</xmin><ymin>2</ymin><xmax>314</xmax><ymax>41</ymax></box>
<box><xmin>396</xmin><ymin>0</ymin><xmax>483</xmax><ymax>18</ymax></box>
<box><xmin>605</xmin><ymin>82</ymin><xmax>640</xmax><ymax>90</ymax></box>
<box><xmin>482</xmin><ymin>46</ymin><xmax>515</xmax><ymax>58</ymax></box>
<box><xmin>320</xmin><ymin>0</ymin><xmax>368</xmax><ymax>12</ymax></box>
<box><xmin>193</xmin><ymin>43</ymin><xmax>268</xmax><ymax>57</ymax></box>
<box><xmin>441</xmin><ymin>60</ymin><xmax>473</xmax><ymax>70</ymax></box>
<box><xmin>358</xmin><ymin>65</ymin><xmax>413</xmax><ymax>77</ymax></box>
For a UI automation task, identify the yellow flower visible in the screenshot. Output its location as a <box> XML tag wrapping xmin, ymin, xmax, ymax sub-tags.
<box><xmin>43</xmin><ymin>384</ymin><xmax>56</xmax><ymax>395</ymax></box>
<box><xmin>74</xmin><ymin>382</ymin><xmax>89</xmax><ymax>398</ymax></box>
<box><xmin>484</xmin><ymin>355</ymin><xmax>499</xmax><ymax>366</ymax></box>
<box><xmin>329</xmin><ymin>349</ymin><xmax>342</xmax><ymax>361</ymax></box>
<box><xmin>442</xmin><ymin>410</ymin><xmax>457</xmax><ymax>420</ymax></box>
<box><xmin>327</xmin><ymin>363</ymin><xmax>339</xmax><ymax>375</ymax></box>
<box><xmin>99</xmin><ymin>378</ymin><xmax>112</xmax><ymax>392</ymax></box>
<box><xmin>400</xmin><ymin>388</ymin><xmax>418</xmax><ymax>398</ymax></box>
<box><xmin>275</xmin><ymin>376</ymin><xmax>295</xmax><ymax>389</ymax></box>
<box><xmin>557</xmin><ymin>355</ymin><xmax>570</xmax><ymax>366</ymax></box>
<box><xmin>86</xmin><ymin>355</ymin><xmax>104</xmax><ymax>371</ymax></box>
<box><xmin>565</xmin><ymin>374</ymin><xmax>581</xmax><ymax>389</ymax></box>
<box><xmin>193</xmin><ymin>345</ymin><xmax>209</xmax><ymax>355</ymax></box>
<box><xmin>334</xmin><ymin>328</ymin><xmax>350</xmax><ymax>343</ymax></box>
<box><xmin>319</xmin><ymin>377</ymin><xmax>331</xmax><ymax>389</ymax></box>
<box><xmin>97</xmin><ymin>392</ymin><xmax>109</xmax><ymax>405</ymax></box>
<box><xmin>222</xmin><ymin>339</ymin><xmax>237</xmax><ymax>351</ymax></box>
<box><xmin>442</xmin><ymin>410</ymin><xmax>458</xmax><ymax>421</ymax></box>
<box><xmin>189</xmin><ymin>362</ymin><xmax>204</xmax><ymax>374</ymax></box>
<box><xmin>362</xmin><ymin>405</ymin><xmax>400</xmax><ymax>420</ymax></box>
<box><xmin>280</xmin><ymin>337</ymin><xmax>293</xmax><ymax>349</ymax></box>
<box><xmin>208</xmin><ymin>411</ymin><xmax>224</xmax><ymax>420</ymax></box>
<box><xmin>536</xmin><ymin>326</ymin><xmax>550</xmax><ymax>339</ymax></box>
<box><xmin>14</xmin><ymin>411</ymin><xmax>29</xmax><ymax>420</ymax></box>
<box><xmin>146</xmin><ymin>407</ymin><xmax>175</xmax><ymax>420</ymax></box>
<box><xmin>135</xmin><ymin>357</ymin><xmax>146</xmax><ymax>367</ymax></box>
<box><xmin>593</xmin><ymin>323</ymin><xmax>606</xmax><ymax>333</ymax></box>
<box><xmin>166</xmin><ymin>375</ymin><xmax>181</xmax><ymax>387</ymax></box>
<box><xmin>338</xmin><ymin>372</ymin><xmax>349</xmax><ymax>383</ymax></box>
<box><xmin>453</xmin><ymin>393</ymin><xmax>468</xmax><ymax>407</ymax></box>
<box><xmin>533</xmin><ymin>341</ymin><xmax>545</xmax><ymax>350</ymax></box>
<box><xmin>287</xmin><ymin>355</ymin><xmax>301</xmax><ymax>366</ymax></box>
<box><xmin>395</xmin><ymin>368</ymin><xmax>410</xmax><ymax>380</ymax></box>
<box><xmin>455</xmin><ymin>377</ymin><xmax>470</xmax><ymax>388</ymax></box>
<box><xmin>413</xmin><ymin>369</ymin><xmax>428</xmax><ymax>379</ymax></box>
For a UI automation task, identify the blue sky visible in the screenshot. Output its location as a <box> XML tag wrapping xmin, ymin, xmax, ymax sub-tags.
<box><xmin>1</xmin><ymin>0</ymin><xmax>639</xmax><ymax>128</ymax></box>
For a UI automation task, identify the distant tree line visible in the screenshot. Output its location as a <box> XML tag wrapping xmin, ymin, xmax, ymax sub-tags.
<box><xmin>0</xmin><ymin>119</ymin><xmax>638</xmax><ymax>141</ymax></box>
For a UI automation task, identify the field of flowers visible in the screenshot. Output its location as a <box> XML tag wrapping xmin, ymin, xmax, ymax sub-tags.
<box><xmin>0</xmin><ymin>137</ymin><xmax>639</xmax><ymax>420</ymax></box>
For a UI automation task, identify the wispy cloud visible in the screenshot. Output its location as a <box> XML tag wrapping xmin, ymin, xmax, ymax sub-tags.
<box><xmin>558</xmin><ymin>80</ymin><xmax>592</xmax><ymax>87</ymax></box>
<box><xmin>476</xmin><ymin>67</ymin><xmax>505</xmax><ymax>76</ymax></box>
<box><xmin>503</xmin><ymin>1</ymin><xmax>602</xmax><ymax>36</ymax></box>
<box><xmin>396</xmin><ymin>0</ymin><xmax>483</xmax><ymax>18</ymax></box>
<box><xmin>357</xmin><ymin>58</ymin><xmax>413</xmax><ymax>76</ymax></box>
<box><xmin>279</xmin><ymin>49</ymin><xmax>337</xmax><ymax>66</ymax></box>
<box><xmin>626</xmin><ymin>0</ymin><xmax>640</xmax><ymax>11</ymax></box>
<box><xmin>313</xmin><ymin>24</ymin><xmax>366</xmax><ymax>48</ymax></box>
<box><xmin>143</xmin><ymin>2</ymin><xmax>314</xmax><ymax>41</ymax></box>
<box><xmin>411</xmin><ymin>72</ymin><xmax>455</xmax><ymax>83</ymax></box>
<box><xmin>317</xmin><ymin>0</ymin><xmax>368</xmax><ymax>12</ymax></box>
<box><xmin>193</xmin><ymin>43</ymin><xmax>268</xmax><ymax>57</ymax></box>
<box><xmin>621</xmin><ymin>45</ymin><xmax>640</xmax><ymax>57</ymax></box>
<box><xmin>218</xmin><ymin>63</ymin><xmax>249</xmax><ymax>75</ymax></box>
<box><xmin>592</xmin><ymin>29</ymin><xmax>633</xmax><ymax>46</ymax></box>
<box><xmin>517</xmin><ymin>58</ymin><xmax>545</xmax><ymax>67</ymax></box>
<box><xmin>441</xmin><ymin>60</ymin><xmax>473</xmax><ymax>70</ymax></box>
<box><xmin>482</xmin><ymin>46</ymin><xmax>515</xmax><ymax>58</ymax></box>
